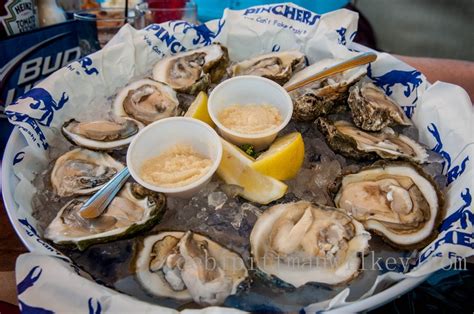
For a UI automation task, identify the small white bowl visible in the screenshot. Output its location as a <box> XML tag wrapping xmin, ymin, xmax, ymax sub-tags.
<box><xmin>126</xmin><ymin>117</ymin><xmax>223</xmax><ymax>198</ymax></box>
<box><xmin>208</xmin><ymin>76</ymin><xmax>293</xmax><ymax>151</ymax></box>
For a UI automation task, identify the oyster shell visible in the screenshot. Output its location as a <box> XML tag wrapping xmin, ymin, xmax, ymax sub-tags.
<box><xmin>250</xmin><ymin>201</ymin><xmax>370</xmax><ymax>286</ymax></box>
<box><xmin>348</xmin><ymin>81</ymin><xmax>411</xmax><ymax>131</ymax></box>
<box><xmin>44</xmin><ymin>183</ymin><xmax>166</xmax><ymax>250</ymax></box>
<box><xmin>334</xmin><ymin>161</ymin><xmax>444</xmax><ymax>249</ymax></box>
<box><xmin>316</xmin><ymin>117</ymin><xmax>429</xmax><ymax>163</ymax></box>
<box><xmin>285</xmin><ymin>58</ymin><xmax>366</xmax><ymax>121</ymax></box>
<box><xmin>113</xmin><ymin>78</ymin><xmax>179</xmax><ymax>125</ymax></box>
<box><xmin>153</xmin><ymin>44</ymin><xmax>229</xmax><ymax>94</ymax></box>
<box><xmin>62</xmin><ymin>118</ymin><xmax>143</xmax><ymax>151</ymax></box>
<box><xmin>135</xmin><ymin>231</ymin><xmax>248</xmax><ymax>306</ymax></box>
<box><xmin>51</xmin><ymin>148</ymin><xmax>124</xmax><ymax>197</ymax></box>
<box><xmin>231</xmin><ymin>50</ymin><xmax>305</xmax><ymax>85</ymax></box>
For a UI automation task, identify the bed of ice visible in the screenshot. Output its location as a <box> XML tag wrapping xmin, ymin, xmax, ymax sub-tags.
<box><xmin>30</xmin><ymin>110</ymin><xmax>446</xmax><ymax>312</ymax></box>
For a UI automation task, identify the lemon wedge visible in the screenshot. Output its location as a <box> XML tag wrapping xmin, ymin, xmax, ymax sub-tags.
<box><xmin>184</xmin><ymin>91</ymin><xmax>215</xmax><ymax>127</ymax></box>
<box><xmin>217</xmin><ymin>139</ymin><xmax>287</xmax><ymax>204</ymax></box>
<box><xmin>251</xmin><ymin>132</ymin><xmax>305</xmax><ymax>180</ymax></box>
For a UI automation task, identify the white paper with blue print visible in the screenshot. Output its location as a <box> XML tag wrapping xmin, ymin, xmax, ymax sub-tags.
<box><xmin>5</xmin><ymin>2</ymin><xmax>473</xmax><ymax>313</ymax></box>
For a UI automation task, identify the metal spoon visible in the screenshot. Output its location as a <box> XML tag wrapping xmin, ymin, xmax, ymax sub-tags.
<box><xmin>78</xmin><ymin>167</ymin><xmax>130</xmax><ymax>219</ymax></box>
<box><xmin>77</xmin><ymin>52</ymin><xmax>377</xmax><ymax>219</ymax></box>
<box><xmin>284</xmin><ymin>51</ymin><xmax>377</xmax><ymax>92</ymax></box>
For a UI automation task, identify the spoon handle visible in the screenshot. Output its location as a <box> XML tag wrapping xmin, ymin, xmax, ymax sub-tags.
<box><xmin>78</xmin><ymin>167</ymin><xmax>130</xmax><ymax>219</ymax></box>
<box><xmin>284</xmin><ymin>52</ymin><xmax>377</xmax><ymax>92</ymax></box>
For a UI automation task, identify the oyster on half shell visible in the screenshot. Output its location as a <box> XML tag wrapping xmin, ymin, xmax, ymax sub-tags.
<box><xmin>348</xmin><ymin>81</ymin><xmax>411</xmax><ymax>131</ymax></box>
<box><xmin>153</xmin><ymin>43</ymin><xmax>229</xmax><ymax>95</ymax></box>
<box><xmin>230</xmin><ymin>50</ymin><xmax>306</xmax><ymax>85</ymax></box>
<box><xmin>316</xmin><ymin>117</ymin><xmax>429</xmax><ymax>163</ymax></box>
<box><xmin>135</xmin><ymin>231</ymin><xmax>248</xmax><ymax>306</ymax></box>
<box><xmin>45</xmin><ymin>183</ymin><xmax>166</xmax><ymax>250</ymax></box>
<box><xmin>334</xmin><ymin>161</ymin><xmax>444</xmax><ymax>249</ymax></box>
<box><xmin>113</xmin><ymin>79</ymin><xmax>179</xmax><ymax>125</ymax></box>
<box><xmin>250</xmin><ymin>201</ymin><xmax>370</xmax><ymax>287</ymax></box>
<box><xmin>62</xmin><ymin>118</ymin><xmax>143</xmax><ymax>151</ymax></box>
<box><xmin>285</xmin><ymin>59</ymin><xmax>366</xmax><ymax>121</ymax></box>
<box><xmin>51</xmin><ymin>148</ymin><xmax>124</xmax><ymax>197</ymax></box>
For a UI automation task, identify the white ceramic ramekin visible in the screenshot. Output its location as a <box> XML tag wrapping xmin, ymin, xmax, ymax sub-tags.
<box><xmin>126</xmin><ymin>117</ymin><xmax>223</xmax><ymax>198</ymax></box>
<box><xmin>208</xmin><ymin>76</ymin><xmax>293</xmax><ymax>151</ymax></box>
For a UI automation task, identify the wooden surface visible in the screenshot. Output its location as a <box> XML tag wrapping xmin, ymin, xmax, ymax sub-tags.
<box><xmin>0</xmin><ymin>195</ymin><xmax>27</xmax><ymax>306</ymax></box>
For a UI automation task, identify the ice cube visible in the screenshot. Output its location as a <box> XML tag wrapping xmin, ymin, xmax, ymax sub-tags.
<box><xmin>207</xmin><ymin>191</ymin><xmax>228</xmax><ymax>210</ymax></box>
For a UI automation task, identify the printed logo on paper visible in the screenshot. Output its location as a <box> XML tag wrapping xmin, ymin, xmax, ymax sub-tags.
<box><xmin>418</xmin><ymin>188</ymin><xmax>473</xmax><ymax>265</ymax></box>
<box><xmin>17</xmin><ymin>266</ymin><xmax>54</xmax><ymax>313</ymax></box>
<box><xmin>427</xmin><ymin>123</ymin><xmax>470</xmax><ymax>185</ymax></box>
<box><xmin>88</xmin><ymin>298</ymin><xmax>103</xmax><ymax>314</ymax></box>
<box><xmin>5</xmin><ymin>88</ymin><xmax>69</xmax><ymax>149</ymax></box>
<box><xmin>367</xmin><ymin>64</ymin><xmax>423</xmax><ymax>117</ymax></box>
<box><xmin>336</xmin><ymin>27</ymin><xmax>347</xmax><ymax>45</ymax></box>
<box><xmin>243</xmin><ymin>4</ymin><xmax>320</xmax><ymax>26</ymax></box>
<box><xmin>78</xmin><ymin>57</ymin><xmax>99</xmax><ymax>76</ymax></box>
<box><xmin>18</xmin><ymin>218</ymin><xmax>60</xmax><ymax>254</ymax></box>
<box><xmin>440</xmin><ymin>188</ymin><xmax>472</xmax><ymax>232</ymax></box>
<box><xmin>171</xmin><ymin>19</ymin><xmax>225</xmax><ymax>46</ymax></box>
<box><xmin>13</xmin><ymin>151</ymin><xmax>25</xmax><ymax>165</ymax></box>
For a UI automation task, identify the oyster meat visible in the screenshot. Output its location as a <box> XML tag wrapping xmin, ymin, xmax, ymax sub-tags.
<box><xmin>113</xmin><ymin>79</ymin><xmax>179</xmax><ymax>125</ymax></box>
<box><xmin>334</xmin><ymin>161</ymin><xmax>444</xmax><ymax>249</ymax></box>
<box><xmin>250</xmin><ymin>201</ymin><xmax>370</xmax><ymax>286</ymax></box>
<box><xmin>316</xmin><ymin>117</ymin><xmax>429</xmax><ymax>163</ymax></box>
<box><xmin>285</xmin><ymin>58</ymin><xmax>366</xmax><ymax>121</ymax></box>
<box><xmin>135</xmin><ymin>231</ymin><xmax>248</xmax><ymax>306</ymax></box>
<box><xmin>51</xmin><ymin>148</ymin><xmax>124</xmax><ymax>197</ymax></box>
<box><xmin>348</xmin><ymin>81</ymin><xmax>411</xmax><ymax>131</ymax></box>
<box><xmin>62</xmin><ymin>118</ymin><xmax>143</xmax><ymax>151</ymax></box>
<box><xmin>45</xmin><ymin>183</ymin><xmax>166</xmax><ymax>250</ymax></box>
<box><xmin>153</xmin><ymin>44</ymin><xmax>229</xmax><ymax>94</ymax></box>
<box><xmin>231</xmin><ymin>50</ymin><xmax>305</xmax><ymax>85</ymax></box>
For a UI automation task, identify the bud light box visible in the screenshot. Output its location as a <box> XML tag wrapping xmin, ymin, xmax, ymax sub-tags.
<box><xmin>0</xmin><ymin>16</ymin><xmax>100</xmax><ymax>154</ymax></box>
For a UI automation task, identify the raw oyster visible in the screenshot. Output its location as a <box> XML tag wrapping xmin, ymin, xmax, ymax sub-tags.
<box><xmin>113</xmin><ymin>78</ymin><xmax>179</xmax><ymax>125</ymax></box>
<box><xmin>153</xmin><ymin>44</ymin><xmax>229</xmax><ymax>94</ymax></box>
<box><xmin>62</xmin><ymin>118</ymin><xmax>143</xmax><ymax>151</ymax></box>
<box><xmin>285</xmin><ymin>58</ymin><xmax>366</xmax><ymax>121</ymax></box>
<box><xmin>44</xmin><ymin>183</ymin><xmax>166</xmax><ymax>250</ymax></box>
<box><xmin>348</xmin><ymin>81</ymin><xmax>411</xmax><ymax>131</ymax></box>
<box><xmin>334</xmin><ymin>161</ymin><xmax>444</xmax><ymax>249</ymax></box>
<box><xmin>135</xmin><ymin>231</ymin><xmax>248</xmax><ymax>306</ymax></box>
<box><xmin>316</xmin><ymin>117</ymin><xmax>429</xmax><ymax>163</ymax></box>
<box><xmin>51</xmin><ymin>148</ymin><xmax>124</xmax><ymax>197</ymax></box>
<box><xmin>230</xmin><ymin>50</ymin><xmax>305</xmax><ymax>85</ymax></box>
<box><xmin>250</xmin><ymin>201</ymin><xmax>370</xmax><ymax>286</ymax></box>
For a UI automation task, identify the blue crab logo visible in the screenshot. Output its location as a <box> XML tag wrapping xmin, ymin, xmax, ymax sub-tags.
<box><xmin>18</xmin><ymin>218</ymin><xmax>39</xmax><ymax>237</ymax></box>
<box><xmin>17</xmin><ymin>266</ymin><xmax>54</xmax><ymax>314</ymax></box>
<box><xmin>170</xmin><ymin>19</ymin><xmax>225</xmax><ymax>46</ymax></box>
<box><xmin>427</xmin><ymin>123</ymin><xmax>469</xmax><ymax>185</ymax></box>
<box><xmin>336</xmin><ymin>27</ymin><xmax>346</xmax><ymax>45</ymax></box>
<box><xmin>367</xmin><ymin>63</ymin><xmax>423</xmax><ymax>113</ymax></box>
<box><xmin>88</xmin><ymin>298</ymin><xmax>102</xmax><ymax>314</ymax></box>
<box><xmin>13</xmin><ymin>151</ymin><xmax>25</xmax><ymax>165</ymax></box>
<box><xmin>5</xmin><ymin>88</ymin><xmax>68</xmax><ymax>149</ymax></box>
<box><xmin>77</xmin><ymin>57</ymin><xmax>99</xmax><ymax>76</ymax></box>
<box><xmin>440</xmin><ymin>188</ymin><xmax>473</xmax><ymax>232</ymax></box>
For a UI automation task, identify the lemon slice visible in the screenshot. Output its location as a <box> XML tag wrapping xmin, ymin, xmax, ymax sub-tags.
<box><xmin>184</xmin><ymin>91</ymin><xmax>215</xmax><ymax>127</ymax></box>
<box><xmin>217</xmin><ymin>139</ymin><xmax>287</xmax><ymax>204</ymax></box>
<box><xmin>251</xmin><ymin>132</ymin><xmax>305</xmax><ymax>181</ymax></box>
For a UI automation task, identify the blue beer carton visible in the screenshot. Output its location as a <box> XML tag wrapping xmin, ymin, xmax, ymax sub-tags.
<box><xmin>0</xmin><ymin>16</ymin><xmax>100</xmax><ymax>154</ymax></box>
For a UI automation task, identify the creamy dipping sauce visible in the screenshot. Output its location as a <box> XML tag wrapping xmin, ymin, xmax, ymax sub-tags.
<box><xmin>218</xmin><ymin>104</ymin><xmax>282</xmax><ymax>134</ymax></box>
<box><xmin>140</xmin><ymin>144</ymin><xmax>212</xmax><ymax>188</ymax></box>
